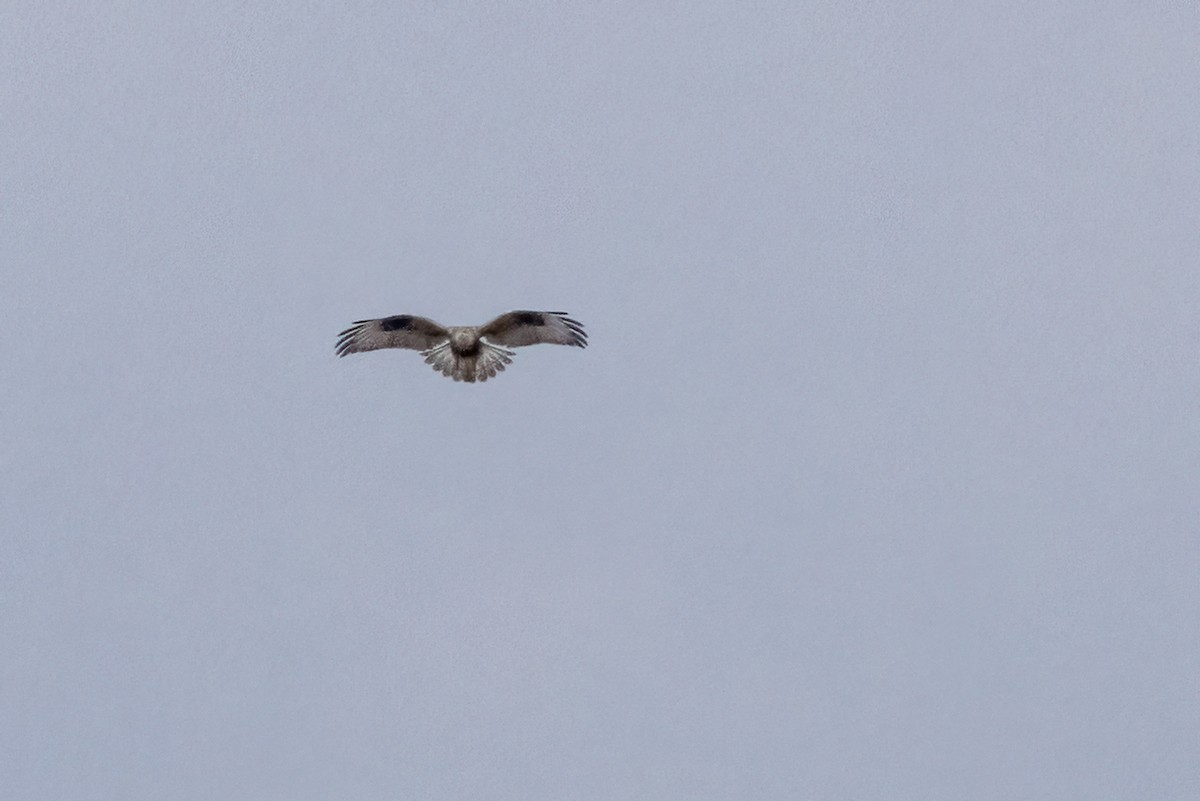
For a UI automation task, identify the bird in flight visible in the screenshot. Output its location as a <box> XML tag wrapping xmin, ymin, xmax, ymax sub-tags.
<box><xmin>336</xmin><ymin>310</ymin><xmax>587</xmax><ymax>383</ymax></box>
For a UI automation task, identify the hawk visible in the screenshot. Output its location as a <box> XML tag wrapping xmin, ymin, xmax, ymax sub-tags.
<box><xmin>336</xmin><ymin>310</ymin><xmax>587</xmax><ymax>382</ymax></box>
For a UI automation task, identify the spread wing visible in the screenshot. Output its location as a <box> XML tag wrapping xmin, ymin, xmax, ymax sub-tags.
<box><xmin>336</xmin><ymin>315</ymin><xmax>449</xmax><ymax>356</ymax></box>
<box><xmin>477</xmin><ymin>311</ymin><xmax>587</xmax><ymax>348</ymax></box>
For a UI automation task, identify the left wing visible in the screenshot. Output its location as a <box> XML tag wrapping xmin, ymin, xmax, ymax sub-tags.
<box><xmin>336</xmin><ymin>314</ymin><xmax>448</xmax><ymax>356</ymax></box>
<box><xmin>478</xmin><ymin>311</ymin><xmax>588</xmax><ymax>348</ymax></box>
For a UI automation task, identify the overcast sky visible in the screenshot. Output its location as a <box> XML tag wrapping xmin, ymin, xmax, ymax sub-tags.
<box><xmin>3</xmin><ymin>3</ymin><xmax>1199</xmax><ymax>799</ymax></box>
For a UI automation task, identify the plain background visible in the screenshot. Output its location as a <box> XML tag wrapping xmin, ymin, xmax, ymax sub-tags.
<box><xmin>3</xmin><ymin>3</ymin><xmax>1198</xmax><ymax>799</ymax></box>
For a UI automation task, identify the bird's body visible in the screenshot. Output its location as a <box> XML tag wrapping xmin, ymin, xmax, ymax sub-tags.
<box><xmin>336</xmin><ymin>310</ymin><xmax>586</xmax><ymax>382</ymax></box>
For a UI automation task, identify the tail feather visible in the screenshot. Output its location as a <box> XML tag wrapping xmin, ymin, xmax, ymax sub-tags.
<box><xmin>422</xmin><ymin>343</ymin><xmax>514</xmax><ymax>382</ymax></box>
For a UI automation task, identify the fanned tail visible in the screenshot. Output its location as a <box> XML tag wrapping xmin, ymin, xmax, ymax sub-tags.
<box><xmin>421</xmin><ymin>343</ymin><xmax>515</xmax><ymax>382</ymax></box>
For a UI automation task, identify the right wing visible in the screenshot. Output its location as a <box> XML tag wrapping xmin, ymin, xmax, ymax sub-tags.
<box><xmin>477</xmin><ymin>311</ymin><xmax>588</xmax><ymax>348</ymax></box>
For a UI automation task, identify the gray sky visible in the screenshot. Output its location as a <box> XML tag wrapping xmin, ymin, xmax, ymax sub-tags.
<box><xmin>3</xmin><ymin>2</ymin><xmax>1198</xmax><ymax>799</ymax></box>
